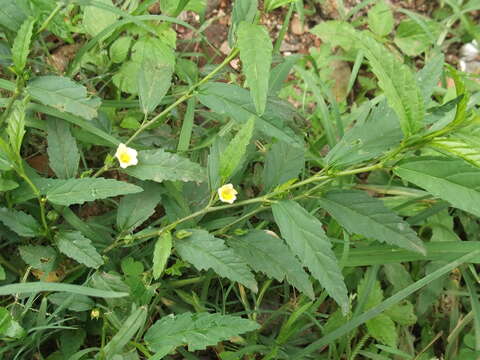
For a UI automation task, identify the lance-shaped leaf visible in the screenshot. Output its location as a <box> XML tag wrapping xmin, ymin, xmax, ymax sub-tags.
<box><xmin>45</xmin><ymin>178</ymin><xmax>143</xmax><ymax>206</ymax></box>
<box><xmin>237</xmin><ymin>22</ymin><xmax>272</xmax><ymax>115</ymax></box>
<box><xmin>219</xmin><ymin>116</ymin><xmax>255</xmax><ymax>181</ymax></box>
<box><xmin>228</xmin><ymin>230</ymin><xmax>314</xmax><ymax>299</ymax></box>
<box><xmin>394</xmin><ymin>156</ymin><xmax>480</xmax><ymax>217</ymax></box>
<box><xmin>318</xmin><ymin>190</ymin><xmax>425</xmax><ymax>254</ymax></box>
<box><xmin>12</xmin><ymin>17</ymin><xmax>34</xmax><ymax>73</ymax></box>
<box><xmin>27</xmin><ymin>76</ymin><xmax>101</xmax><ymax>120</ymax></box>
<box><xmin>56</xmin><ymin>231</ymin><xmax>104</xmax><ymax>269</ymax></box>
<box><xmin>176</xmin><ymin>229</ymin><xmax>257</xmax><ymax>291</ymax></box>
<box><xmin>272</xmin><ymin>200</ymin><xmax>349</xmax><ymax>313</ymax></box>
<box><xmin>6</xmin><ymin>101</ymin><xmax>26</xmax><ymax>155</ymax></box>
<box><xmin>124</xmin><ymin>149</ymin><xmax>206</xmax><ymax>183</ymax></box>
<box><xmin>47</xmin><ymin>118</ymin><xmax>80</xmax><ymax>179</ymax></box>
<box><xmin>153</xmin><ymin>232</ymin><xmax>172</xmax><ymax>280</ymax></box>
<box><xmin>0</xmin><ymin>207</ymin><xmax>41</xmax><ymax>237</ymax></box>
<box><xmin>144</xmin><ymin>312</ymin><xmax>259</xmax><ymax>355</ymax></box>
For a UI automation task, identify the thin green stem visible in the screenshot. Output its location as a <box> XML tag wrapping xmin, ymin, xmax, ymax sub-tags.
<box><xmin>36</xmin><ymin>2</ymin><xmax>64</xmax><ymax>34</ymax></box>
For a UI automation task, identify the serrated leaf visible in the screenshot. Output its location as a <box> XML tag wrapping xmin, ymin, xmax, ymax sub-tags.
<box><xmin>153</xmin><ymin>232</ymin><xmax>172</xmax><ymax>280</ymax></box>
<box><xmin>228</xmin><ymin>0</ymin><xmax>258</xmax><ymax>46</ymax></box>
<box><xmin>116</xmin><ymin>182</ymin><xmax>162</xmax><ymax>232</ymax></box>
<box><xmin>394</xmin><ymin>157</ymin><xmax>480</xmax><ymax>217</ymax></box>
<box><xmin>27</xmin><ymin>76</ymin><xmax>101</xmax><ymax>120</ymax></box>
<box><xmin>386</xmin><ymin>300</ymin><xmax>417</xmax><ymax>326</ymax></box>
<box><xmin>104</xmin><ymin>307</ymin><xmax>147</xmax><ymax>357</ymax></box>
<box><xmin>429</xmin><ymin>137</ymin><xmax>480</xmax><ymax>168</ymax></box>
<box><xmin>394</xmin><ymin>19</ymin><xmax>442</xmax><ymax>57</ymax></box>
<box><xmin>45</xmin><ymin>178</ymin><xmax>142</xmax><ymax>206</ymax></box>
<box><xmin>319</xmin><ymin>190</ymin><xmax>425</xmax><ymax>254</ymax></box>
<box><xmin>0</xmin><ymin>207</ymin><xmax>41</xmax><ymax>237</ymax></box>
<box><xmin>56</xmin><ymin>231</ymin><xmax>104</xmax><ymax>269</ymax></box>
<box><xmin>124</xmin><ymin>149</ymin><xmax>206</xmax><ymax>183</ymax></box>
<box><xmin>47</xmin><ymin>117</ymin><xmax>80</xmax><ymax>179</ymax></box>
<box><xmin>366</xmin><ymin>313</ymin><xmax>397</xmax><ymax>347</ymax></box>
<box><xmin>138</xmin><ymin>45</ymin><xmax>175</xmax><ymax>115</ymax></box>
<box><xmin>358</xmin><ymin>33</ymin><xmax>425</xmax><ymax>136</ymax></box>
<box><xmin>238</xmin><ymin>22</ymin><xmax>272</xmax><ymax>115</ymax></box>
<box><xmin>176</xmin><ymin>229</ymin><xmax>257</xmax><ymax>291</ymax></box>
<box><xmin>220</xmin><ymin>116</ymin><xmax>255</xmax><ymax>181</ymax></box>
<box><xmin>12</xmin><ymin>16</ymin><xmax>34</xmax><ymax>73</ymax></box>
<box><xmin>228</xmin><ymin>230</ymin><xmax>314</xmax><ymax>299</ymax></box>
<box><xmin>18</xmin><ymin>245</ymin><xmax>57</xmax><ymax>273</ymax></box>
<box><xmin>326</xmin><ymin>100</ymin><xmax>402</xmax><ymax>168</ymax></box>
<box><xmin>144</xmin><ymin>312</ymin><xmax>259</xmax><ymax>355</ymax></box>
<box><xmin>263</xmin><ymin>140</ymin><xmax>304</xmax><ymax>191</ymax></box>
<box><xmin>416</xmin><ymin>52</ymin><xmax>444</xmax><ymax>104</ymax></box>
<box><xmin>198</xmin><ymin>82</ymin><xmax>302</xmax><ymax>148</ymax></box>
<box><xmin>367</xmin><ymin>1</ymin><xmax>393</xmax><ymax>37</ymax></box>
<box><xmin>272</xmin><ymin>200</ymin><xmax>349</xmax><ymax>313</ymax></box>
<box><xmin>6</xmin><ymin>101</ymin><xmax>26</xmax><ymax>155</ymax></box>
<box><xmin>82</xmin><ymin>0</ymin><xmax>118</xmax><ymax>37</ymax></box>
<box><xmin>357</xmin><ymin>278</ymin><xmax>384</xmax><ymax>310</ymax></box>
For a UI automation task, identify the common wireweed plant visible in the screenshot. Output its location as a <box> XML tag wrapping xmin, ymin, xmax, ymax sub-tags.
<box><xmin>0</xmin><ymin>0</ymin><xmax>479</xmax><ymax>359</ymax></box>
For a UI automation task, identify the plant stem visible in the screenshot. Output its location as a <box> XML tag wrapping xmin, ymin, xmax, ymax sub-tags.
<box><xmin>36</xmin><ymin>2</ymin><xmax>64</xmax><ymax>34</ymax></box>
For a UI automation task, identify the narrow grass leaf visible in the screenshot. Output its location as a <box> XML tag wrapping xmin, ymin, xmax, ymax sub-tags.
<box><xmin>272</xmin><ymin>200</ymin><xmax>349</xmax><ymax>313</ymax></box>
<box><xmin>0</xmin><ymin>282</ymin><xmax>129</xmax><ymax>298</ymax></box>
<box><xmin>176</xmin><ymin>229</ymin><xmax>257</xmax><ymax>292</ymax></box>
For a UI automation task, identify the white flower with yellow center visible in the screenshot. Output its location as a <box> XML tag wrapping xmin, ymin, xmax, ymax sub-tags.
<box><xmin>218</xmin><ymin>184</ymin><xmax>238</xmax><ymax>204</ymax></box>
<box><xmin>115</xmin><ymin>143</ymin><xmax>138</xmax><ymax>168</ymax></box>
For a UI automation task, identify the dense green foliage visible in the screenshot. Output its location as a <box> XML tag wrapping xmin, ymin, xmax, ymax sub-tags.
<box><xmin>0</xmin><ymin>0</ymin><xmax>480</xmax><ymax>359</ymax></box>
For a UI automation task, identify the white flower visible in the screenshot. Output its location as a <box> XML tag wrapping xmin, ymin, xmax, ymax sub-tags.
<box><xmin>115</xmin><ymin>143</ymin><xmax>138</xmax><ymax>168</ymax></box>
<box><xmin>218</xmin><ymin>184</ymin><xmax>238</xmax><ymax>204</ymax></box>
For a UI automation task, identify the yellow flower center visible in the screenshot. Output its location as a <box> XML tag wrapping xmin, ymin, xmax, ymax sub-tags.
<box><xmin>119</xmin><ymin>152</ymin><xmax>131</xmax><ymax>163</ymax></box>
<box><xmin>221</xmin><ymin>188</ymin><xmax>235</xmax><ymax>201</ymax></box>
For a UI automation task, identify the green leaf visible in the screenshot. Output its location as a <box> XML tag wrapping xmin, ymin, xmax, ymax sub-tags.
<box><xmin>27</xmin><ymin>76</ymin><xmax>101</xmax><ymax>120</ymax></box>
<box><xmin>153</xmin><ymin>232</ymin><xmax>172</xmax><ymax>280</ymax></box>
<box><xmin>19</xmin><ymin>245</ymin><xmax>57</xmax><ymax>273</ymax></box>
<box><xmin>45</xmin><ymin>178</ymin><xmax>143</xmax><ymax>206</ymax></box>
<box><xmin>0</xmin><ymin>0</ymin><xmax>28</xmax><ymax>32</ymax></box>
<box><xmin>228</xmin><ymin>0</ymin><xmax>258</xmax><ymax>46</ymax></box>
<box><xmin>48</xmin><ymin>293</ymin><xmax>94</xmax><ymax>312</ymax></box>
<box><xmin>265</xmin><ymin>0</ymin><xmax>296</xmax><ymax>11</ymax></box>
<box><xmin>358</xmin><ymin>32</ymin><xmax>425</xmax><ymax>136</ymax></box>
<box><xmin>56</xmin><ymin>231</ymin><xmax>104</xmax><ymax>269</ymax></box>
<box><xmin>319</xmin><ymin>190</ymin><xmax>426</xmax><ymax>254</ymax></box>
<box><xmin>124</xmin><ymin>149</ymin><xmax>206</xmax><ymax>183</ymax></box>
<box><xmin>385</xmin><ymin>300</ymin><xmax>417</xmax><ymax>326</ymax></box>
<box><xmin>263</xmin><ymin>140</ymin><xmax>304</xmax><ymax>191</ymax></box>
<box><xmin>0</xmin><ymin>282</ymin><xmax>128</xmax><ymax>298</ymax></box>
<box><xmin>47</xmin><ymin>117</ymin><xmax>80</xmax><ymax>179</ymax></box>
<box><xmin>429</xmin><ymin>136</ymin><xmax>480</xmax><ymax>168</ymax></box>
<box><xmin>176</xmin><ymin>229</ymin><xmax>257</xmax><ymax>291</ymax></box>
<box><xmin>198</xmin><ymin>82</ymin><xmax>302</xmax><ymax>148</ymax></box>
<box><xmin>237</xmin><ymin>22</ymin><xmax>272</xmax><ymax>115</ymax></box>
<box><xmin>103</xmin><ymin>307</ymin><xmax>147</xmax><ymax>357</ymax></box>
<box><xmin>12</xmin><ymin>16</ymin><xmax>34</xmax><ymax>73</ymax></box>
<box><xmin>138</xmin><ymin>42</ymin><xmax>175</xmax><ymax>115</ymax></box>
<box><xmin>116</xmin><ymin>182</ymin><xmax>162</xmax><ymax>233</ymax></box>
<box><xmin>6</xmin><ymin>100</ymin><xmax>26</xmax><ymax>155</ymax></box>
<box><xmin>144</xmin><ymin>312</ymin><xmax>259</xmax><ymax>355</ymax></box>
<box><xmin>0</xmin><ymin>179</ymin><xmax>18</xmax><ymax>192</ymax></box>
<box><xmin>228</xmin><ymin>230</ymin><xmax>314</xmax><ymax>299</ymax></box>
<box><xmin>220</xmin><ymin>116</ymin><xmax>255</xmax><ymax>181</ymax></box>
<box><xmin>326</xmin><ymin>101</ymin><xmax>402</xmax><ymax>168</ymax></box>
<box><xmin>268</xmin><ymin>54</ymin><xmax>301</xmax><ymax>96</ymax></box>
<box><xmin>109</xmin><ymin>36</ymin><xmax>132</xmax><ymax>63</ymax></box>
<box><xmin>0</xmin><ymin>207</ymin><xmax>41</xmax><ymax>237</ymax></box>
<box><xmin>358</xmin><ymin>278</ymin><xmax>383</xmax><ymax>310</ymax></box>
<box><xmin>0</xmin><ymin>307</ymin><xmax>25</xmax><ymax>339</ymax></box>
<box><xmin>366</xmin><ymin>314</ymin><xmax>397</xmax><ymax>347</ymax></box>
<box><xmin>0</xmin><ymin>264</ymin><xmax>4</xmax><ymax>281</ymax></box>
<box><xmin>394</xmin><ymin>19</ymin><xmax>442</xmax><ymax>57</ymax></box>
<box><xmin>272</xmin><ymin>200</ymin><xmax>349</xmax><ymax>313</ymax></box>
<box><xmin>416</xmin><ymin>52</ymin><xmax>444</xmax><ymax>104</ymax></box>
<box><xmin>367</xmin><ymin>1</ymin><xmax>394</xmax><ymax>37</ymax></box>
<box><xmin>310</xmin><ymin>21</ymin><xmax>356</xmax><ymax>50</ymax></box>
<box><xmin>82</xmin><ymin>0</ymin><xmax>119</xmax><ymax>37</ymax></box>
<box><xmin>394</xmin><ymin>157</ymin><xmax>480</xmax><ymax>217</ymax></box>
